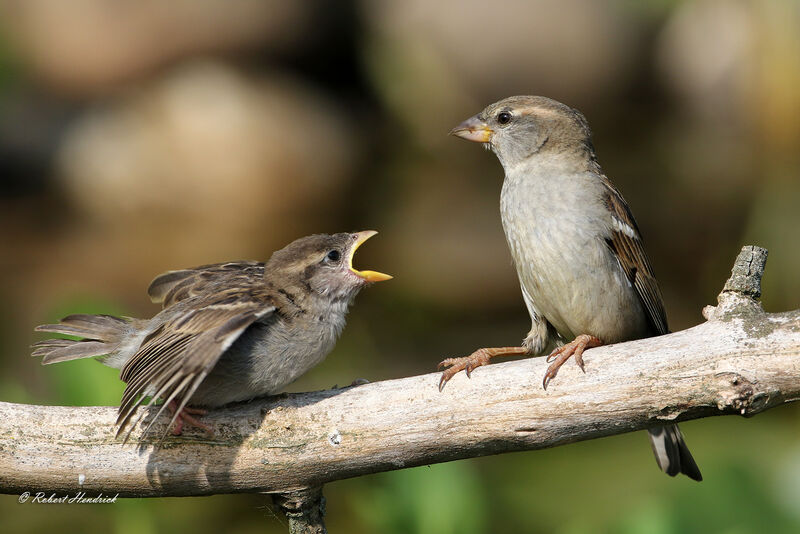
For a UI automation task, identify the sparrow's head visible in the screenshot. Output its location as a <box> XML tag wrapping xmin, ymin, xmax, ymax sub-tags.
<box><xmin>267</xmin><ymin>231</ymin><xmax>391</xmax><ymax>301</ymax></box>
<box><xmin>450</xmin><ymin>96</ymin><xmax>594</xmax><ymax>169</ymax></box>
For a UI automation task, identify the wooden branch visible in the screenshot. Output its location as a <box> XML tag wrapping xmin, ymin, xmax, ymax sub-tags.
<box><xmin>2</xmin><ymin>246</ymin><xmax>799</xmax><ymax>502</ymax></box>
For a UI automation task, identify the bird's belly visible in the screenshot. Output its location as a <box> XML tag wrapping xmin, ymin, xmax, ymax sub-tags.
<box><xmin>501</xmin><ymin>191</ymin><xmax>649</xmax><ymax>344</ymax></box>
<box><xmin>191</xmin><ymin>320</ymin><xmax>339</xmax><ymax>407</ymax></box>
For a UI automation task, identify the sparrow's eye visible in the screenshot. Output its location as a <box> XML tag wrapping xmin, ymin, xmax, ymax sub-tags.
<box><xmin>497</xmin><ymin>111</ymin><xmax>512</xmax><ymax>125</ymax></box>
<box><xmin>326</xmin><ymin>250</ymin><xmax>341</xmax><ymax>262</ymax></box>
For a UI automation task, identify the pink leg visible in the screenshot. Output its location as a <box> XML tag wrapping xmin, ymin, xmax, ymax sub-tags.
<box><xmin>542</xmin><ymin>334</ymin><xmax>602</xmax><ymax>390</ymax></box>
<box><xmin>167</xmin><ymin>400</ymin><xmax>212</xmax><ymax>436</ymax></box>
<box><xmin>438</xmin><ymin>346</ymin><xmax>529</xmax><ymax>391</ymax></box>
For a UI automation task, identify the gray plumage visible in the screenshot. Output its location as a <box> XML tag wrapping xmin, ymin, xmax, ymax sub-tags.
<box><xmin>449</xmin><ymin>96</ymin><xmax>701</xmax><ymax>481</ymax></box>
<box><xmin>33</xmin><ymin>231</ymin><xmax>390</xmax><ymax>441</ymax></box>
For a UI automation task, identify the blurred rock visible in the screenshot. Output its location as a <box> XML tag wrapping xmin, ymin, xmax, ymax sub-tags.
<box><xmin>53</xmin><ymin>61</ymin><xmax>358</xmax><ymax>282</ymax></box>
<box><xmin>376</xmin><ymin>158</ymin><xmax>521</xmax><ymax>309</ymax></box>
<box><xmin>361</xmin><ymin>0</ymin><xmax>644</xmax><ymax>147</ymax></box>
<box><xmin>749</xmin><ymin>0</ymin><xmax>800</xmax><ymax>154</ymax></box>
<box><xmin>656</xmin><ymin>0</ymin><xmax>756</xmax><ymax>119</ymax></box>
<box><xmin>657</xmin><ymin>0</ymin><xmax>800</xmax><ymax>314</ymax></box>
<box><xmin>743</xmin><ymin>178</ymin><xmax>800</xmax><ymax>313</ymax></box>
<box><xmin>0</xmin><ymin>0</ymin><xmax>312</xmax><ymax>94</ymax></box>
<box><xmin>657</xmin><ymin>0</ymin><xmax>800</xmax><ymax>148</ymax></box>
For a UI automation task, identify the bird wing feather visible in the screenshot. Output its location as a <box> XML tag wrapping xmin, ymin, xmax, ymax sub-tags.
<box><xmin>600</xmin><ymin>178</ymin><xmax>669</xmax><ymax>336</ymax></box>
<box><xmin>148</xmin><ymin>261</ymin><xmax>265</xmax><ymax>308</ymax></box>
<box><xmin>116</xmin><ymin>285</ymin><xmax>275</xmax><ymax>442</ymax></box>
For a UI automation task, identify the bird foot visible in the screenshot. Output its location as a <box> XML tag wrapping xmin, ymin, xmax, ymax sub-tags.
<box><xmin>542</xmin><ymin>334</ymin><xmax>602</xmax><ymax>390</ymax></box>
<box><xmin>167</xmin><ymin>401</ymin><xmax>212</xmax><ymax>436</ymax></box>
<box><xmin>438</xmin><ymin>346</ymin><xmax>528</xmax><ymax>391</ymax></box>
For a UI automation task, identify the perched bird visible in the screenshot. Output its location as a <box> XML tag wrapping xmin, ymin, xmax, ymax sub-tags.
<box><xmin>33</xmin><ymin>231</ymin><xmax>391</xmax><ymax>442</ymax></box>
<box><xmin>439</xmin><ymin>96</ymin><xmax>701</xmax><ymax>481</ymax></box>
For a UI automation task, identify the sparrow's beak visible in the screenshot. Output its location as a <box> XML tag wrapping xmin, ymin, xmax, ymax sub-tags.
<box><xmin>349</xmin><ymin>230</ymin><xmax>392</xmax><ymax>283</ymax></box>
<box><xmin>449</xmin><ymin>115</ymin><xmax>493</xmax><ymax>143</ymax></box>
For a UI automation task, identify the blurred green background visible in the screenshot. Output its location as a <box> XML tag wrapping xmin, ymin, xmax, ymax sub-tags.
<box><xmin>1</xmin><ymin>0</ymin><xmax>800</xmax><ymax>532</ymax></box>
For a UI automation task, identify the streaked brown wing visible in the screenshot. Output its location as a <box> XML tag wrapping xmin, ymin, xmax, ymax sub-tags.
<box><xmin>148</xmin><ymin>261</ymin><xmax>265</xmax><ymax>308</ymax></box>
<box><xmin>601</xmin><ymin>178</ymin><xmax>669</xmax><ymax>336</ymax></box>
<box><xmin>116</xmin><ymin>286</ymin><xmax>275</xmax><ymax>442</ymax></box>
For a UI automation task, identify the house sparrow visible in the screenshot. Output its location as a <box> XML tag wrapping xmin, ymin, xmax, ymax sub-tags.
<box><xmin>439</xmin><ymin>96</ymin><xmax>701</xmax><ymax>481</ymax></box>
<box><xmin>33</xmin><ymin>231</ymin><xmax>391</xmax><ymax>442</ymax></box>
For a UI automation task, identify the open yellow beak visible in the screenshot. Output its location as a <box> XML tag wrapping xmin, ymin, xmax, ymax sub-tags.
<box><xmin>449</xmin><ymin>115</ymin><xmax>493</xmax><ymax>143</ymax></box>
<box><xmin>349</xmin><ymin>230</ymin><xmax>392</xmax><ymax>283</ymax></box>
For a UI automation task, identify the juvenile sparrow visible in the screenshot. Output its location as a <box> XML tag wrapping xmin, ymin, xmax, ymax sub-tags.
<box><xmin>439</xmin><ymin>96</ymin><xmax>701</xmax><ymax>481</ymax></box>
<box><xmin>33</xmin><ymin>231</ymin><xmax>391</xmax><ymax>441</ymax></box>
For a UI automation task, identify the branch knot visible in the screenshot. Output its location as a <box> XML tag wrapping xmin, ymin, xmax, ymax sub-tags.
<box><xmin>714</xmin><ymin>372</ymin><xmax>769</xmax><ymax>416</ymax></box>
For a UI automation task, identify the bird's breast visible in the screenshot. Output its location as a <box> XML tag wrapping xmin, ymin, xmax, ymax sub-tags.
<box><xmin>499</xmin><ymin>170</ymin><xmax>649</xmax><ymax>343</ymax></box>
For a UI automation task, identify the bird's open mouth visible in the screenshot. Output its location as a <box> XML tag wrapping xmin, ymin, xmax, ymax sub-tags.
<box><xmin>349</xmin><ymin>231</ymin><xmax>392</xmax><ymax>283</ymax></box>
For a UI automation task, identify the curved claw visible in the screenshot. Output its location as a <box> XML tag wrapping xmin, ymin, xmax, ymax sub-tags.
<box><xmin>540</xmin><ymin>334</ymin><xmax>601</xmax><ymax>390</ymax></box>
<box><xmin>546</xmin><ymin>345</ymin><xmax>568</xmax><ymax>364</ymax></box>
<box><xmin>438</xmin><ymin>360</ymin><xmax>470</xmax><ymax>391</ymax></box>
<box><xmin>437</xmin><ymin>350</ymin><xmax>491</xmax><ymax>392</ymax></box>
<box><xmin>575</xmin><ymin>352</ymin><xmax>586</xmax><ymax>373</ymax></box>
<box><xmin>438</xmin><ymin>374</ymin><xmax>449</xmax><ymax>392</ymax></box>
<box><xmin>438</xmin><ymin>365</ymin><xmax>463</xmax><ymax>391</ymax></box>
<box><xmin>437</xmin><ymin>346</ymin><xmax>528</xmax><ymax>392</ymax></box>
<box><xmin>542</xmin><ymin>372</ymin><xmax>553</xmax><ymax>390</ymax></box>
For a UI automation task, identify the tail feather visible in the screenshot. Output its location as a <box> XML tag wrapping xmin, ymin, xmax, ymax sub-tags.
<box><xmin>32</xmin><ymin>339</ymin><xmax>78</xmax><ymax>357</ymax></box>
<box><xmin>33</xmin><ymin>314</ymin><xmax>131</xmax><ymax>365</ymax></box>
<box><xmin>35</xmin><ymin>340</ymin><xmax>113</xmax><ymax>364</ymax></box>
<box><xmin>35</xmin><ymin>314</ymin><xmax>129</xmax><ymax>340</ymax></box>
<box><xmin>648</xmin><ymin>424</ymin><xmax>702</xmax><ymax>481</ymax></box>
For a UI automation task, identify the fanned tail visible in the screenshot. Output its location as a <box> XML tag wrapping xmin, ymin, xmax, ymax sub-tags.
<box><xmin>32</xmin><ymin>314</ymin><xmax>132</xmax><ymax>364</ymax></box>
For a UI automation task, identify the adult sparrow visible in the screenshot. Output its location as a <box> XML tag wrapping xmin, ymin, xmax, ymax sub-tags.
<box><xmin>33</xmin><ymin>231</ymin><xmax>391</xmax><ymax>442</ymax></box>
<box><xmin>439</xmin><ymin>96</ymin><xmax>701</xmax><ymax>481</ymax></box>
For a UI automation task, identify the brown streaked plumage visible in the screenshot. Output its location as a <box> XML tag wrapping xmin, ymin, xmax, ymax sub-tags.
<box><xmin>148</xmin><ymin>261</ymin><xmax>265</xmax><ymax>308</ymax></box>
<box><xmin>33</xmin><ymin>231</ymin><xmax>391</xmax><ymax>443</ymax></box>
<box><xmin>440</xmin><ymin>95</ymin><xmax>701</xmax><ymax>481</ymax></box>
